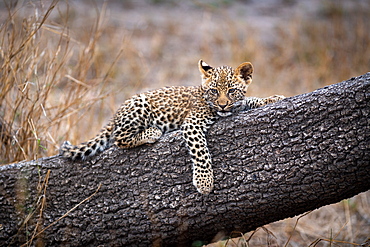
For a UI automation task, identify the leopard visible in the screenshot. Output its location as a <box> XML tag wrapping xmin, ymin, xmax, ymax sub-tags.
<box><xmin>60</xmin><ymin>60</ymin><xmax>285</xmax><ymax>194</ymax></box>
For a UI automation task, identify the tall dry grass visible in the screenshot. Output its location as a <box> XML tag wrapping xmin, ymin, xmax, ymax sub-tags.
<box><xmin>0</xmin><ymin>1</ymin><xmax>130</xmax><ymax>164</ymax></box>
<box><xmin>1</xmin><ymin>1</ymin><xmax>369</xmax><ymax>165</ymax></box>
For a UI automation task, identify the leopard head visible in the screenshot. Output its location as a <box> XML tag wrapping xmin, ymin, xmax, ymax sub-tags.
<box><xmin>198</xmin><ymin>59</ymin><xmax>253</xmax><ymax>117</ymax></box>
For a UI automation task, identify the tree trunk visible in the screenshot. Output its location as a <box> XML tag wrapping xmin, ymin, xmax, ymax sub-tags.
<box><xmin>1</xmin><ymin>73</ymin><xmax>369</xmax><ymax>246</ymax></box>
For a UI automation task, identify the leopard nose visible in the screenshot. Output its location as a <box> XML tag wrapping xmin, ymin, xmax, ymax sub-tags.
<box><xmin>218</xmin><ymin>103</ymin><xmax>227</xmax><ymax>109</ymax></box>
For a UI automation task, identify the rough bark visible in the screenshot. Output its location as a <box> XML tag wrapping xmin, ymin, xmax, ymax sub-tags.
<box><xmin>0</xmin><ymin>73</ymin><xmax>369</xmax><ymax>246</ymax></box>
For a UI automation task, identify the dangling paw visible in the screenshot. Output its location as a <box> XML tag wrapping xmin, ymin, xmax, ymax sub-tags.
<box><xmin>193</xmin><ymin>168</ymin><xmax>214</xmax><ymax>194</ymax></box>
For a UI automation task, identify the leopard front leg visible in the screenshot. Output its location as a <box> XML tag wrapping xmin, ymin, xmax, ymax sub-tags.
<box><xmin>244</xmin><ymin>95</ymin><xmax>285</xmax><ymax>109</ymax></box>
<box><xmin>263</xmin><ymin>95</ymin><xmax>285</xmax><ymax>105</ymax></box>
<box><xmin>114</xmin><ymin>126</ymin><xmax>163</xmax><ymax>149</ymax></box>
<box><xmin>181</xmin><ymin>116</ymin><xmax>215</xmax><ymax>194</ymax></box>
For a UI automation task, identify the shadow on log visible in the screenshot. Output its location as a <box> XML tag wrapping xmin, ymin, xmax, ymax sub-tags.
<box><xmin>1</xmin><ymin>73</ymin><xmax>369</xmax><ymax>246</ymax></box>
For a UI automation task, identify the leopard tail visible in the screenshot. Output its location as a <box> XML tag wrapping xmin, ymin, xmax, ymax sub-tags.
<box><xmin>59</xmin><ymin>121</ymin><xmax>114</xmax><ymax>160</ymax></box>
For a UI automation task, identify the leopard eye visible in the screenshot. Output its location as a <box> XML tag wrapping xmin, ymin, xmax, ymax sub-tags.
<box><xmin>209</xmin><ymin>88</ymin><xmax>218</xmax><ymax>94</ymax></box>
<box><xmin>228</xmin><ymin>88</ymin><xmax>236</xmax><ymax>94</ymax></box>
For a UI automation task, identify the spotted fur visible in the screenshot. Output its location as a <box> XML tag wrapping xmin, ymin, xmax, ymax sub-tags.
<box><xmin>60</xmin><ymin>60</ymin><xmax>285</xmax><ymax>194</ymax></box>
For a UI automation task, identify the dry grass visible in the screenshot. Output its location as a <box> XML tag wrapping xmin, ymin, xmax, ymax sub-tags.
<box><xmin>205</xmin><ymin>191</ymin><xmax>370</xmax><ymax>247</ymax></box>
<box><xmin>0</xmin><ymin>0</ymin><xmax>369</xmax><ymax>245</ymax></box>
<box><xmin>0</xmin><ymin>0</ymin><xmax>126</xmax><ymax>164</ymax></box>
<box><xmin>1</xmin><ymin>0</ymin><xmax>369</xmax><ymax>164</ymax></box>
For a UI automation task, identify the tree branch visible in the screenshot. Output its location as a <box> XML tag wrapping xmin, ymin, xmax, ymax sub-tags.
<box><xmin>1</xmin><ymin>73</ymin><xmax>369</xmax><ymax>246</ymax></box>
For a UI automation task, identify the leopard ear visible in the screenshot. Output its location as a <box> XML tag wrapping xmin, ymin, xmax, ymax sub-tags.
<box><xmin>198</xmin><ymin>59</ymin><xmax>213</xmax><ymax>78</ymax></box>
<box><xmin>235</xmin><ymin>62</ymin><xmax>253</xmax><ymax>85</ymax></box>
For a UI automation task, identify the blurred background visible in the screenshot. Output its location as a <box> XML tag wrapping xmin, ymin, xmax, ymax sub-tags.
<box><xmin>0</xmin><ymin>0</ymin><xmax>369</xmax><ymax>245</ymax></box>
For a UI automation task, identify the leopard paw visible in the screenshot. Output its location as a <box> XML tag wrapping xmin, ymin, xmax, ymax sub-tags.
<box><xmin>193</xmin><ymin>168</ymin><xmax>214</xmax><ymax>194</ymax></box>
<box><xmin>267</xmin><ymin>95</ymin><xmax>285</xmax><ymax>103</ymax></box>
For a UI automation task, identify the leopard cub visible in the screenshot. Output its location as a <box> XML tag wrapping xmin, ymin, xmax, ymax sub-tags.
<box><xmin>60</xmin><ymin>60</ymin><xmax>285</xmax><ymax>194</ymax></box>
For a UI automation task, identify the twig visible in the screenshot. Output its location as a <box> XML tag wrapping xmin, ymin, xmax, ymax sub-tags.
<box><xmin>28</xmin><ymin>169</ymin><xmax>50</xmax><ymax>246</ymax></box>
<box><xmin>20</xmin><ymin>183</ymin><xmax>102</xmax><ymax>247</ymax></box>
<box><xmin>283</xmin><ymin>210</ymin><xmax>312</xmax><ymax>247</ymax></box>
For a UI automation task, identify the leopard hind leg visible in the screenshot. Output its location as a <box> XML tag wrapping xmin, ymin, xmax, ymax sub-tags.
<box><xmin>114</xmin><ymin>126</ymin><xmax>163</xmax><ymax>149</ymax></box>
